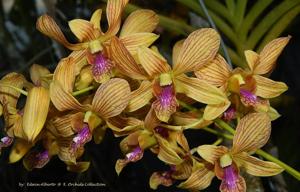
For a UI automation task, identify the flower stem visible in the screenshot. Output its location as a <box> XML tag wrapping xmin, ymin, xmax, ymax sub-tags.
<box><xmin>72</xmin><ymin>86</ymin><xmax>95</xmax><ymax>97</ymax></box>
<box><xmin>0</xmin><ymin>83</ymin><xmax>28</xmax><ymax>96</ymax></box>
<box><xmin>214</xmin><ymin>118</ymin><xmax>300</xmax><ymax>181</ymax></box>
<box><xmin>256</xmin><ymin>149</ymin><xmax>300</xmax><ymax>180</ymax></box>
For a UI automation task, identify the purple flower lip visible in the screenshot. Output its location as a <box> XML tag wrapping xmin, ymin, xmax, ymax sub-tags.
<box><xmin>26</xmin><ymin>150</ymin><xmax>50</xmax><ymax>169</ymax></box>
<box><xmin>159</xmin><ymin>85</ymin><xmax>174</xmax><ymax>107</ymax></box>
<box><xmin>125</xmin><ymin>146</ymin><xmax>143</xmax><ymax>162</ymax></box>
<box><xmin>154</xmin><ymin>126</ymin><xmax>169</xmax><ymax>138</ymax></box>
<box><xmin>71</xmin><ymin>124</ymin><xmax>92</xmax><ymax>154</ymax></box>
<box><xmin>91</xmin><ymin>52</ymin><xmax>113</xmax><ymax>78</ymax></box>
<box><xmin>222</xmin><ymin>165</ymin><xmax>239</xmax><ymax>190</ymax></box>
<box><xmin>240</xmin><ymin>89</ymin><xmax>257</xmax><ymax>106</ymax></box>
<box><xmin>0</xmin><ymin>136</ymin><xmax>13</xmax><ymax>149</ymax></box>
<box><xmin>223</xmin><ymin>107</ymin><xmax>236</xmax><ymax>121</ymax></box>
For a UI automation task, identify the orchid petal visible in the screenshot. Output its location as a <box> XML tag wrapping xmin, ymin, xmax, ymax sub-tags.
<box><xmin>234</xmin><ymin>152</ymin><xmax>283</xmax><ymax>176</ymax></box>
<box><xmin>29</xmin><ymin>64</ymin><xmax>51</xmax><ymax>87</ymax></box>
<box><xmin>204</xmin><ymin>101</ymin><xmax>231</xmax><ymax>121</ymax></box>
<box><xmin>9</xmin><ymin>139</ymin><xmax>32</xmax><ymax>163</ymax></box>
<box><xmin>92</xmin><ymin>78</ymin><xmax>130</xmax><ymax>119</ymax></box>
<box><xmin>178</xmin><ymin>166</ymin><xmax>215</xmax><ymax>191</ymax></box>
<box><xmin>175</xmin><ymin>75</ymin><xmax>227</xmax><ymax>105</ymax></box>
<box><xmin>36</xmin><ymin>14</ymin><xmax>83</xmax><ymax>50</ymax></box>
<box><xmin>254</xmin><ymin>36</ymin><xmax>291</xmax><ymax>75</ymax></box>
<box><xmin>174</xmin><ymin>28</ymin><xmax>220</xmax><ymax>75</ymax></box>
<box><xmin>245</xmin><ymin>50</ymin><xmax>260</xmax><ymax>72</ymax></box>
<box><xmin>254</xmin><ymin>75</ymin><xmax>288</xmax><ymax>98</ymax></box>
<box><xmin>149</xmin><ymin>171</ymin><xmax>173</xmax><ymax>189</ymax></box>
<box><xmin>23</xmin><ymin>87</ymin><xmax>50</xmax><ymax>142</ymax></box>
<box><xmin>90</xmin><ymin>9</ymin><xmax>102</xmax><ymax>31</ymax></box>
<box><xmin>110</xmin><ymin>37</ymin><xmax>148</xmax><ymax>79</ymax></box>
<box><xmin>126</xmin><ymin>81</ymin><xmax>153</xmax><ymax>112</ymax></box>
<box><xmin>67</xmin><ymin>161</ymin><xmax>90</xmax><ymax>173</ymax></box>
<box><xmin>68</xmin><ymin>19</ymin><xmax>97</xmax><ymax>42</ymax></box>
<box><xmin>106</xmin><ymin>0</ymin><xmax>129</xmax><ymax>35</ymax></box>
<box><xmin>156</xmin><ymin>136</ymin><xmax>183</xmax><ymax>165</ymax></box>
<box><xmin>138</xmin><ymin>46</ymin><xmax>170</xmax><ymax>77</ymax></box>
<box><xmin>197</xmin><ymin>145</ymin><xmax>228</xmax><ymax>164</ymax></box>
<box><xmin>120</xmin><ymin>9</ymin><xmax>159</xmax><ymax>37</ymax></box>
<box><xmin>232</xmin><ymin>113</ymin><xmax>271</xmax><ymax>154</ymax></box>
<box><xmin>220</xmin><ymin>175</ymin><xmax>246</xmax><ymax>192</ymax></box>
<box><xmin>121</xmin><ymin>33</ymin><xmax>159</xmax><ymax>55</ymax></box>
<box><xmin>195</xmin><ymin>54</ymin><xmax>231</xmax><ymax>87</ymax></box>
<box><xmin>172</xmin><ymin>39</ymin><xmax>184</xmax><ymax>65</ymax></box>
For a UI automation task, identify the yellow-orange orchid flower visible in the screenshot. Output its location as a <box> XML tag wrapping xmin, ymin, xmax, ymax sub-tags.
<box><xmin>36</xmin><ymin>0</ymin><xmax>159</xmax><ymax>83</ymax></box>
<box><xmin>49</xmin><ymin>57</ymin><xmax>131</xmax><ymax>164</ymax></box>
<box><xmin>197</xmin><ymin>113</ymin><xmax>283</xmax><ymax>192</ymax></box>
<box><xmin>111</xmin><ymin>28</ymin><xmax>229</xmax><ymax>122</ymax></box>
<box><xmin>196</xmin><ymin>37</ymin><xmax>290</xmax><ymax>120</ymax></box>
<box><xmin>113</xmin><ymin>108</ymin><xmax>190</xmax><ymax>175</ymax></box>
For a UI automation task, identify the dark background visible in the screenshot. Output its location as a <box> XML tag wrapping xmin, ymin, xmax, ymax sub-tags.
<box><xmin>0</xmin><ymin>0</ymin><xmax>299</xmax><ymax>191</ymax></box>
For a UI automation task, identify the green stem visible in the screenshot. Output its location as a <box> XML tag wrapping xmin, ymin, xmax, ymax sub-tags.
<box><xmin>72</xmin><ymin>86</ymin><xmax>95</xmax><ymax>96</ymax></box>
<box><xmin>256</xmin><ymin>149</ymin><xmax>300</xmax><ymax>180</ymax></box>
<box><xmin>215</xmin><ymin>118</ymin><xmax>300</xmax><ymax>181</ymax></box>
<box><xmin>202</xmin><ymin>127</ymin><xmax>233</xmax><ymax>140</ymax></box>
<box><xmin>178</xmin><ymin>100</ymin><xmax>197</xmax><ymax>111</ymax></box>
<box><xmin>0</xmin><ymin>84</ymin><xmax>28</xmax><ymax>96</ymax></box>
<box><xmin>212</xmin><ymin>138</ymin><xmax>223</xmax><ymax>146</ymax></box>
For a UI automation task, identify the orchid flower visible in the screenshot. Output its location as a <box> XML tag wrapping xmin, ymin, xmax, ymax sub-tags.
<box><xmin>49</xmin><ymin>57</ymin><xmax>131</xmax><ymax>164</ymax></box>
<box><xmin>36</xmin><ymin>0</ymin><xmax>159</xmax><ymax>83</ymax></box>
<box><xmin>113</xmin><ymin>108</ymin><xmax>190</xmax><ymax>175</ymax></box>
<box><xmin>111</xmin><ymin>28</ymin><xmax>229</xmax><ymax>122</ymax></box>
<box><xmin>196</xmin><ymin>37</ymin><xmax>290</xmax><ymax>121</ymax></box>
<box><xmin>197</xmin><ymin>113</ymin><xmax>283</xmax><ymax>192</ymax></box>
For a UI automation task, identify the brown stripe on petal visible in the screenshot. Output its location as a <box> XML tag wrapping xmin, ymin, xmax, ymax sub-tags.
<box><xmin>110</xmin><ymin>37</ymin><xmax>148</xmax><ymax>80</ymax></box>
<box><xmin>36</xmin><ymin>14</ymin><xmax>83</xmax><ymax>50</ymax></box>
<box><xmin>92</xmin><ymin>78</ymin><xmax>130</xmax><ymax>119</ymax></box>
<box><xmin>120</xmin><ymin>9</ymin><xmax>159</xmax><ymax>37</ymax></box>
<box><xmin>174</xmin><ymin>28</ymin><xmax>220</xmax><ymax>75</ymax></box>
<box><xmin>232</xmin><ymin>113</ymin><xmax>271</xmax><ymax>154</ymax></box>
<box><xmin>23</xmin><ymin>87</ymin><xmax>50</xmax><ymax>142</ymax></box>
<box><xmin>68</xmin><ymin>19</ymin><xmax>98</xmax><ymax>42</ymax></box>
<box><xmin>50</xmin><ymin>82</ymin><xmax>85</xmax><ymax>111</ymax></box>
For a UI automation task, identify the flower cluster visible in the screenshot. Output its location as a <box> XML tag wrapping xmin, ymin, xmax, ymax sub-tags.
<box><xmin>0</xmin><ymin>0</ymin><xmax>291</xmax><ymax>191</ymax></box>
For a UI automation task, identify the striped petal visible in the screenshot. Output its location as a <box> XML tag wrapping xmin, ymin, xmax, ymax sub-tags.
<box><xmin>106</xmin><ymin>0</ymin><xmax>129</xmax><ymax>35</ymax></box>
<box><xmin>0</xmin><ymin>72</ymin><xmax>25</xmax><ymax>108</ymax></box>
<box><xmin>36</xmin><ymin>14</ymin><xmax>83</xmax><ymax>50</ymax></box>
<box><xmin>90</xmin><ymin>9</ymin><xmax>102</xmax><ymax>31</ymax></box>
<box><xmin>254</xmin><ymin>36</ymin><xmax>291</xmax><ymax>75</ymax></box>
<box><xmin>245</xmin><ymin>50</ymin><xmax>260</xmax><ymax>72</ymax></box>
<box><xmin>157</xmin><ymin>136</ymin><xmax>183</xmax><ymax>165</ymax></box>
<box><xmin>120</xmin><ymin>9</ymin><xmax>159</xmax><ymax>37</ymax></box>
<box><xmin>23</xmin><ymin>87</ymin><xmax>50</xmax><ymax>142</ymax></box>
<box><xmin>195</xmin><ymin>54</ymin><xmax>231</xmax><ymax>87</ymax></box>
<box><xmin>178</xmin><ymin>166</ymin><xmax>215</xmax><ymax>191</ymax></box>
<box><xmin>138</xmin><ymin>46</ymin><xmax>170</xmax><ymax>77</ymax></box>
<box><xmin>234</xmin><ymin>152</ymin><xmax>283</xmax><ymax>177</ymax></box>
<box><xmin>254</xmin><ymin>75</ymin><xmax>288</xmax><ymax>98</ymax></box>
<box><xmin>29</xmin><ymin>64</ymin><xmax>51</xmax><ymax>87</ymax></box>
<box><xmin>197</xmin><ymin>145</ymin><xmax>228</xmax><ymax>164</ymax></box>
<box><xmin>92</xmin><ymin>78</ymin><xmax>130</xmax><ymax>119</ymax></box>
<box><xmin>173</xmin><ymin>28</ymin><xmax>220</xmax><ymax>75</ymax></box>
<box><xmin>120</xmin><ymin>33</ymin><xmax>159</xmax><ymax>55</ymax></box>
<box><xmin>172</xmin><ymin>39</ymin><xmax>184</xmax><ymax>65</ymax></box>
<box><xmin>126</xmin><ymin>81</ymin><xmax>153</xmax><ymax>112</ymax></box>
<box><xmin>175</xmin><ymin>75</ymin><xmax>227</xmax><ymax>105</ymax></box>
<box><xmin>232</xmin><ymin>113</ymin><xmax>271</xmax><ymax>154</ymax></box>
<box><xmin>68</xmin><ymin>19</ymin><xmax>98</xmax><ymax>42</ymax></box>
<box><xmin>204</xmin><ymin>101</ymin><xmax>231</xmax><ymax>121</ymax></box>
<box><xmin>110</xmin><ymin>37</ymin><xmax>148</xmax><ymax>80</ymax></box>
